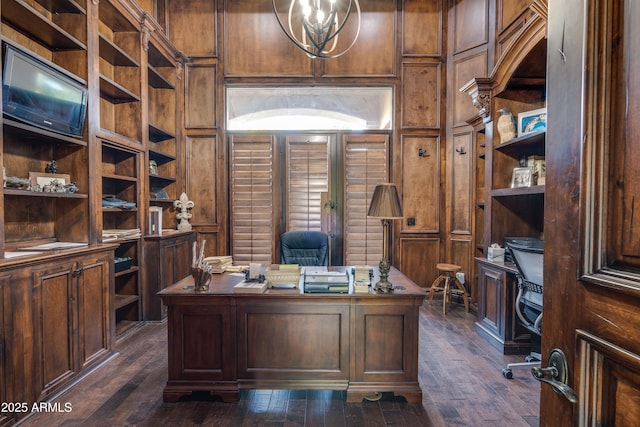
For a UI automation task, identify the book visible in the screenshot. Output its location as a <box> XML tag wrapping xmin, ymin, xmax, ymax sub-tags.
<box><xmin>233</xmin><ymin>280</ymin><xmax>268</xmax><ymax>294</ymax></box>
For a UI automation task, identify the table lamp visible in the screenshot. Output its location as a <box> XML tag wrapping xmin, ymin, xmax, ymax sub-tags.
<box><xmin>367</xmin><ymin>183</ymin><xmax>403</xmax><ymax>292</ymax></box>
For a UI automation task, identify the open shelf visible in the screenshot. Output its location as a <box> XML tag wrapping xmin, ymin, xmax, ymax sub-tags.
<box><xmin>99</xmin><ymin>34</ymin><xmax>139</xmax><ymax>67</ymax></box>
<box><xmin>1</xmin><ymin>0</ymin><xmax>86</xmax><ymax>50</ymax></box>
<box><xmin>149</xmin><ymin>123</ymin><xmax>175</xmax><ymax>142</ymax></box>
<box><xmin>494</xmin><ymin>130</ymin><xmax>545</xmax><ymax>157</ymax></box>
<box><xmin>4</xmin><ymin>189</ymin><xmax>88</xmax><ymax>199</ymax></box>
<box><xmin>148</xmin><ymin>66</ymin><xmax>174</xmax><ymax>89</ymax></box>
<box><xmin>99</xmin><ymin>74</ymin><xmax>141</xmax><ymax>103</ymax></box>
<box><xmin>492</xmin><ymin>185</ymin><xmax>545</xmax><ymax>197</ymax></box>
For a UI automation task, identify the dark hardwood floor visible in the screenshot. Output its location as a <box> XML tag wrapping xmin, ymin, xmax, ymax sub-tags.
<box><xmin>21</xmin><ymin>301</ymin><xmax>540</xmax><ymax>426</ymax></box>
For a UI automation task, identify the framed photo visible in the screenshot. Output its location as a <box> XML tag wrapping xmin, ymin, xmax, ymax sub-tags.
<box><xmin>29</xmin><ymin>172</ymin><xmax>70</xmax><ymax>188</ymax></box>
<box><xmin>517</xmin><ymin>107</ymin><xmax>547</xmax><ymax>136</ymax></box>
<box><xmin>511</xmin><ymin>167</ymin><xmax>533</xmax><ymax>188</ymax></box>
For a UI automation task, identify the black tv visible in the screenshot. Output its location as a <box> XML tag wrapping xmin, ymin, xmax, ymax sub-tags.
<box><xmin>2</xmin><ymin>44</ymin><xmax>88</xmax><ymax>137</ymax></box>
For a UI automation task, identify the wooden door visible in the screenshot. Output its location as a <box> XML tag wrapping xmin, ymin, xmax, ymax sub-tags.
<box><xmin>77</xmin><ymin>253</ymin><xmax>111</xmax><ymax>369</ymax></box>
<box><xmin>32</xmin><ymin>262</ymin><xmax>76</xmax><ymax>399</ymax></box>
<box><xmin>543</xmin><ymin>0</ymin><xmax>640</xmax><ymax>424</ymax></box>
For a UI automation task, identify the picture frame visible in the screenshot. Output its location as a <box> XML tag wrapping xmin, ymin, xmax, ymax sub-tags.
<box><xmin>511</xmin><ymin>167</ymin><xmax>533</xmax><ymax>188</ymax></box>
<box><xmin>517</xmin><ymin>107</ymin><xmax>547</xmax><ymax>136</ymax></box>
<box><xmin>29</xmin><ymin>172</ymin><xmax>70</xmax><ymax>188</ymax></box>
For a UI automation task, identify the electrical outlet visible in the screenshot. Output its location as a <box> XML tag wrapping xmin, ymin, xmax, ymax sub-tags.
<box><xmin>456</xmin><ymin>272</ymin><xmax>465</xmax><ymax>284</ymax></box>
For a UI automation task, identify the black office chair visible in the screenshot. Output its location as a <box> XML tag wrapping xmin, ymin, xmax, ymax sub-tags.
<box><xmin>280</xmin><ymin>231</ymin><xmax>329</xmax><ymax>266</ymax></box>
<box><xmin>502</xmin><ymin>238</ymin><xmax>544</xmax><ymax>379</ymax></box>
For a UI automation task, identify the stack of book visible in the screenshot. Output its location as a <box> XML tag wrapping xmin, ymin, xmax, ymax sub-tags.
<box><xmin>102</xmin><ymin>228</ymin><xmax>141</xmax><ymax>242</ymax></box>
<box><xmin>203</xmin><ymin>255</ymin><xmax>233</xmax><ymax>273</ymax></box>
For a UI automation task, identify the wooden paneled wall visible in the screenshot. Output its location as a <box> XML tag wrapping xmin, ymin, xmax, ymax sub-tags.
<box><xmin>156</xmin><ymin>0</ymin><xmax>449</xmax><ymax>288</ymax></box>
<box><xmin>154</xmin><ymin>0</ymin><xmax>533</xmax><ymax>292</ymax></box>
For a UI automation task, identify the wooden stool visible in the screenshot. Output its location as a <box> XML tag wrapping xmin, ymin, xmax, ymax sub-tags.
<box><xmin>428</xmin><ymin>263</ymin><xmax>469</xmax><ymax>315</ymax></box>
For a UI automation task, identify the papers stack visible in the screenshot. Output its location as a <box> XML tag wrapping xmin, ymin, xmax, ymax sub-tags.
<box><xmin>102</xmin><ymin>228</ymin><xmax>141</xmax><ymax>242</ymax></box>
<box><xmin>202</xmin><ymin>255</ymin><xmax>233</xmax><ymax>273</ymax></box>
<box><xmin>233</xmin><ymin>280</ymin><xmax>268</xmax><ymax>293</ymax></box>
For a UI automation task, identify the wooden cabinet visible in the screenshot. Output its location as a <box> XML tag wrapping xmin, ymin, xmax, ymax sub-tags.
<box><xmin>475</xmin><ymin>258</ymin><xmax>530</xmax><ymax>354</ymax></box>
<box><xmin>32</xmin><ymin>251</ymin><xmax>112</xmax><ymax>399</ymax></box>
<box><xmin>0</xmin><ymin>246</ymin><xmax>114</xmax><ymax>425</ymax></box>
<box><xmin>142</xmin><ymin>231</ymin><xmax>195</xmax><ymax>321</ymax></box>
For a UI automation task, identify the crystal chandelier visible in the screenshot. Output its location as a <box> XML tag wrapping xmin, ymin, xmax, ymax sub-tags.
<box><xmin>272</xmin><ymin>0</ymin><xmax>361</xmax><ymax>59</ymax></box>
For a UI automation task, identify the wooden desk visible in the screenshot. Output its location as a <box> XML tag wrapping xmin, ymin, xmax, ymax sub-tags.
<box><xmin>159</xmin><ymin>267</ymin><xmax>425</xmax><ymax>403</ymax></box>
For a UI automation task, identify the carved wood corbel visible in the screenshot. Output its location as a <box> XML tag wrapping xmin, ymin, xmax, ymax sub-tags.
<box><xmin>460</xmin><ymin>77</ymin><xmax>492</xmax><ymax>120</ymax></box>
<box><xmin>141</xmin><ymin>13</ymin><xmax>152</xmax><ymax>52</ymax></box>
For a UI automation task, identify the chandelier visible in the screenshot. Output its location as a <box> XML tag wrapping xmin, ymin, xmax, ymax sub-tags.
<box><xmin>272</xmin><ymin>0</ymin><xmax>361</xmax><ymax>59</ymax></box>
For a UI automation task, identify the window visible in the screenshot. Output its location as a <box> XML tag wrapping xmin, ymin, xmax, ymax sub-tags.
<box><xmin>226</xmin><ymin>86</ymin><xmax>393</xmax><ymax>131</ymax></box>
<box><xmin>230</xmin><ymin>133</ymin><xmax>390</xmax><ymax>266</ymax></box>
<box><xmin>227</xmin><ymin>86</ymin><xmax>394</xmax><ymax>265</ymax></box>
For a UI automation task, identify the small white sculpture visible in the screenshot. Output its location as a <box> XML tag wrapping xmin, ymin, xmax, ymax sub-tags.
<box><xmin>174</xmin><ymin>192</ymin><xmax>194</xmax><ymax>231</ymax></box>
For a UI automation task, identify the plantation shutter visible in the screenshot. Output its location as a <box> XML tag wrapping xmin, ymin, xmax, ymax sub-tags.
<box><xmin>285</xmin><ymin>135</ymin><xmax>330</xmax><ymax>232</ymax></box>
<box><xmin>344</xmin><ymin>134</ymin><xmax>390</xmax><ymax>266</ymax></box>
<box><xmin>230</xmin><ymin>135</ymin><xmax>276</xmax><ymax>264</ymax></box>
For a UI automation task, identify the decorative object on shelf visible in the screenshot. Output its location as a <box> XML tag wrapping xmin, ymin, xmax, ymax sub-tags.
<box><xmin>272</xmin><ymin>0</ymin><xmax>361</xmax><ymax>59</ymax></box>
<box><xmin>518</xmin><ymin>107</ymin><xmax>547</xmax><ymax>135</ymax></box>
<box><xmin>2</xmin><ymin>167</ymin><xmax>5</xmax><ymax>188</ymax></box>
<box><xmin>45</xmin><ymin>160</ymin><xmax>58</xmax><ymax>174</ymax></box>
<box><xmin>527</xmin><ymin>155</ymin><xmax>546</xmax><ymax>185</ymax></box>
<box><xmin>497</xmin><ymin>108</ymin><xmax>517</xmax><ymax>143</ymax></box>
<box><xmin>174</xmin><ymin>192</ymin><xmax>194</xmax><ymax>231</ymax></box>
<box><xmin>5</xmin><ymin>175</ymin><xmax>29</xmax><ymax>189</ymax></box>
<box><xmin>150</xmin><ymin>187</ymin><xmax>169</xmax><ymax>199</ymax></box>
<box><xmin>511</xmin><ymin>167</ymin><xmax>533</xmax><ymax>188</ymax></box>
<box><xmin>191</xmin><ymin>240</ymin><xmax>213</xmax><ymax>292</ymax></box>
<box><xmin>28</xmin><ymin>172</ymin><xmax>77</xmax><ymax>193</ymax></box>
<box><xmin>149</xmin><ymin>160</ymin><xmax>158</xmax><ymax>175</ymax></box>
<box><xmin>367</xmin><ymin>183</ymin><xmax>403</xmax><ymax>293</ymax></box>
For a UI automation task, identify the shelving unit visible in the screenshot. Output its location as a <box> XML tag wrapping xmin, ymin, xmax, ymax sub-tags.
<box><xmin>101</xmin><ymin>141</ymin><xmax>143</xmax><ymax>336</ymax></box>
<box><xmin>97</xmin><ymin>0</ymin><xmax>142</xmax><ymax>143</ymax></box>
<box><xmin>464</xmin><ymin>19</ymin><xmax>547</xmax><ymax>354</ymax></box>
<box><xmin>0</xmin><ymin>0</ymin><xmax>90</xmax><ymax>256</ymax></box>
<box><xmin>146</xmin><ymin>37</ymin><xmax>179</xmax><ymax>230</ymax></box>
<box><xmin>94</xmin><ymin>0</ymin><xmax>145</xmax><ymax>338</ymax></box>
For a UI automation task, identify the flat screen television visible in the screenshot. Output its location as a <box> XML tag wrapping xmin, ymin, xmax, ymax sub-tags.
<box><xmin>2</xmin><ymin>44</ymin><xmax>88</xmax><ymax>137</ymax></box>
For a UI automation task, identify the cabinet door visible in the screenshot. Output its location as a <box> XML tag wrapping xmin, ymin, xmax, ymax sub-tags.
<box><xmin>77</xmin><ymin>253</ymin><xmax>112</xmax><ymax>368</ymax></box>
<box><xmin>32</xmin><ymin>262</ymin><xmax>77</xmax><ymax>399</ymax></box>
<box><xmin>0</xmin><ymin>274</ymin><xmax>11</xmax><ymax>425</ymax></box>
<box><xmin>476</xmin><ymin>261</ymin><xmax>530</xmax><ymax>354</ymax></box>
<box><xmin>476</xmin><ymin>262</ymin><xmax>505</xmax><ymax>345</ymax></box>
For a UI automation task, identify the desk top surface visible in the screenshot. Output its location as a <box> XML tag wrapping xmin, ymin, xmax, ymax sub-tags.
<box><xmin>160</xmin><ymin>266</ymin><xmax>425</xmax><ymax>298</ymax></box>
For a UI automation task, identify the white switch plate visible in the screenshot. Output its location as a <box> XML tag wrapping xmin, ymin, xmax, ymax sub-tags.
<box><xmin>456</xmin><ymin>272</ymin><xmax>465</xmax><ymax>284</ymax></box>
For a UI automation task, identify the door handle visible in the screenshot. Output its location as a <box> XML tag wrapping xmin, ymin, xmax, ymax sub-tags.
<box><xmin>531</xmin><ymin>348</ymin><xmax>578</xmax><ymax>403</ymax></box>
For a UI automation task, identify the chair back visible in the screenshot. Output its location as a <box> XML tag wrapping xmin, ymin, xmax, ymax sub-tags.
<box><xmin>506</xmin><ymin>239</ymin><xmax>544</xmax><ymax>334</ymax></box>
<box><xmin>280</xmin><ymin>231</ymin><xmax>329</xmax><ymax>266</ymax></box>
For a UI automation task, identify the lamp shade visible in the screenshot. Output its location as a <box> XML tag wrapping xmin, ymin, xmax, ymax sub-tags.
<box><xmin>367</xmin><ymin>183</ymin><xmax>403</xmax><ymax>219</ymax></box>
